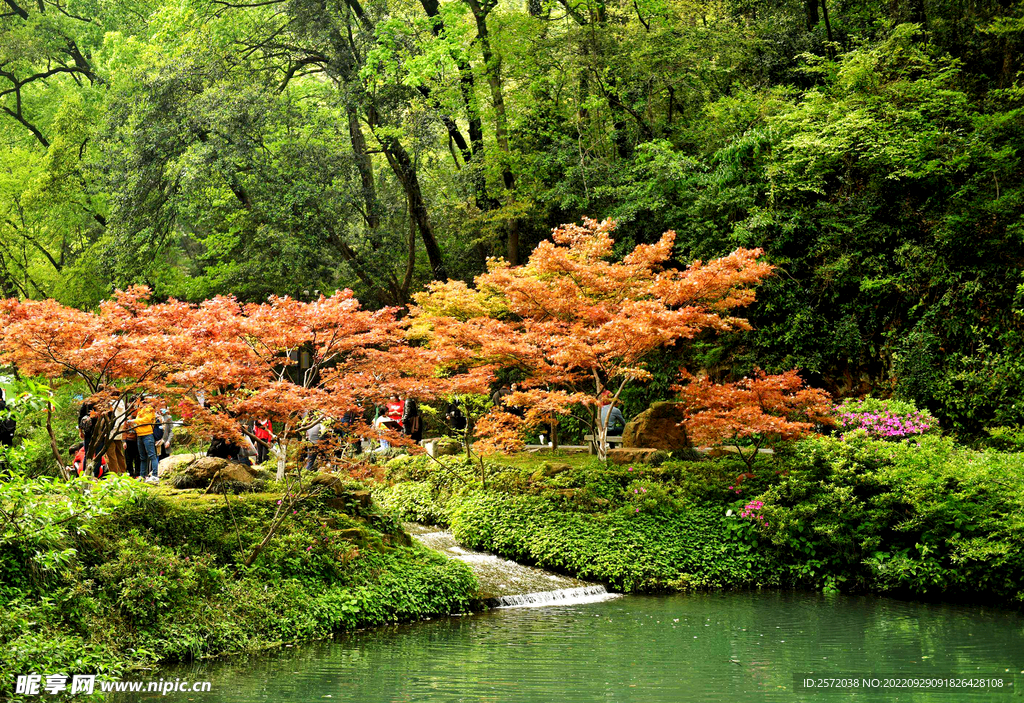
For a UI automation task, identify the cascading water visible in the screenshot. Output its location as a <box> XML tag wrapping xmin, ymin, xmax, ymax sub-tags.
<box><xmin>407</xmin><ymin>523</ymin><xmax>619</xmax><ymax>608</ymax></box>
<box><xmin>494</xmin><ymin>586</ymin><xmax>613</xmax><ymax>608</ymax></box>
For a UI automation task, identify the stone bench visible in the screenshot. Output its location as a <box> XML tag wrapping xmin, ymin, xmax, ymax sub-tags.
<box><xmin>584</xmin><ymin>434</ymin><xmax>623</xmax><ymax>454</ymax></box>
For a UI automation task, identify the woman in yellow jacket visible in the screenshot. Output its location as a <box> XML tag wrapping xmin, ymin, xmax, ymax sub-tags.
<box><xmin>132</xmin><ymin>398</ymin><xmax>160</xmax><ymax>483</ymax></box>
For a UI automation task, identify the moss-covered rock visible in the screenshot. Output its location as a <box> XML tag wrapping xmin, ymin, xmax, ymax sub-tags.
<box><xmin>621</xmin><ymin>401</ymin><xmax>690</xmax><ymax>449</ymax></box>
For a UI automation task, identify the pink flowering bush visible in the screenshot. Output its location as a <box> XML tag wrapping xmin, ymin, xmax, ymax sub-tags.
<box><xmin>833</xmin><ymin>397</ymin><xmax>937</xmax><ymax>440</ymax></box>
<box><xmin>738</xmin><ymin>499</ymin><xmax>768</xmax><ymax>527</ymax></box>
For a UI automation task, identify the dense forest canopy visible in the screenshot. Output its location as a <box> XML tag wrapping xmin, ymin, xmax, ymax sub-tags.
<box><xmin>1</xmin><ymin>0</ymin><xmax>1022</xmax><ymax>434</ymax></box>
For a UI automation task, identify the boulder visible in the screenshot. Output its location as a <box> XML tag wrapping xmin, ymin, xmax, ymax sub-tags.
<box><xmin>158</xmin><ymin>453</ymin><xmax>202</xmax><ymax>476</ymax></box>
<box><xmin>164</xmin><ymin>456</ymin><xmax>257</xmax><ymax>489</ymax></box>
<box><xmin>309</xmin><ymin>472</ymin><xmax>348</xmax><ymax>496</ymax></box>
<box><xmin>336</xmin><ymin>527</ymin><xmax>370</xmax><ymax>542</ymax></box>
<box><xmin>424</xmin><ymin>437</ymin><xmax>462</xmax><ymax>457</ymax></box>
<box><xmin>539</xmin><ymin>462</ymin><xmax>572</xmax><ymax>477</ymax></box>
<box><xmin>621</xmin><ymin>402</ymin><xmax>690</xmax><ymax>450</ymax></box>
<box><xmin>530</xmin><ymin>461</ymin><xmax>573</xmax><ymax>482</ymax></box>
<box><xmin>607</xmin><ymin>448</ymin><xmax>661</xmax><ymax>465</ymax></box>
<box><xmin>324</xmin><ymin>489</ymin><xmax>373</xmax><ymax>512</ymax></box>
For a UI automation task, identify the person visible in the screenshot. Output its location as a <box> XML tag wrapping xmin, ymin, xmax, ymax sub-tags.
<box><xmin>132</xmin><ymin>397</ymin><xmax>160</xmax><ymax>484</ymax></box>
<box><xmin>491</xmin><ymin>384</ymin><xmax>511</xmax><ymax>408</ymax></box>
<box><xmin>0</xmin><ymin>390</ymin><xmax>16</xmax><ymax>449</ymax></box>
<box><xmin>253</xmin><ymin>419</ymin><xmax>273</xmax><ymax>464</ymax></box>
<box><xmin>77</xmin><ymin>397</ymin><xmax>103</xmax><ymax>476</ymax></box>
<box><xmin>208</xmin><ymin>436</ymin><xmax>246</xmax><ymax>463</ymax></box>
<box><xmin>304</xmin><ymin>420</ymin><xmax>323</xmax><ymax>471</ymax></box>
<box><xmin>71</xmin><ymin>442</ymin><xmax>108</xmax><ymax>478</ymax></box>
<box><xmin>123</xmin><ymin>406</ymin><xmax>141</xmax><ymax>478</ymax></box>
<box><xmin>446</xmin><ymin>401</ymin><xmax>466</xmax><ymax>432</ymax></box>
<box><xmin>402</xmin><ymin>396</ymin><xmax>422</xmax><ymax>442</ymax></box>
<box><xmin>386</xmin><ymin>395</ymin><xmax>404</xmax><ymax>427</ymax></box>
<box><xmin>156</xmin><ymin>405</ymin><xmax>175</xmax><ymax>461</ymax></box>
<box><xmin>103</xmin><ymin>396</ymin><xmax>127</xmax><ymax>475</ymax></box>
<box><xmin>372</xmin><ymin>405</ymin><xmax>392</xmax><ymax>452</ymax></box>
<box><xmin>599</xmin><ymin>396</ymin><xmax>627</xmax><ymax>436</ymax></box>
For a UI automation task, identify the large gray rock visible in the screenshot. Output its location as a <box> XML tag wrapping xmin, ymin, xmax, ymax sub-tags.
<box><xmin>621</xmin><ymin>402</ymin><xmax>691</xmax><ymax>450</ymax></box>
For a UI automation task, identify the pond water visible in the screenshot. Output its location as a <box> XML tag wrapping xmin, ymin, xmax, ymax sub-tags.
<box><xmin>129</xmin><ymin>591</ymin><xmax>1023</xmax><ymax>702</ymax></box>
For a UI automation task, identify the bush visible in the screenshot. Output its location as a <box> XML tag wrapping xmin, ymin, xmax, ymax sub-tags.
<box><xmin>833</xmin><ymin>396</ymin><xmax>938</xmax><ymax>440</ymax></box>
<box><xmin>448</xmin><ymin>491</ymin><xmax>781</xmax><ymax>592</ymax></box>
<box><xmin>375</xmin><ymin>481</ymin><xmax>451</xmax><ymax>524</ymax></box>
<box><xmin>0</xmin><ymin>479</ymin><xmax>478</xmax><ymax>698</ymax></box>
<box><xmin>753</xmin><ymin>434</ymin><xmax>1024</xmax><ymax>600</ymax></box>
<box><xmin>979</xmin><ymin>426</ymin><xmax>1024</xmax><ymax>452</ymax></box>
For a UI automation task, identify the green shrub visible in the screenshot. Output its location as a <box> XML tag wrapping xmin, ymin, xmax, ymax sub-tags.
<box><xmin>376</xmin><ymin>481</ymin><xmax>452</xmax><ymax>524</ymax></box>
<box><xmin>448</xmin><ymin>491</ymin><xmax>781</xmax><ymax>592</ymax></box>
<box><xmin>753</xmin><ymin>434</ymin><xmax>1024</xmax><ymax>600</ymax></box>
<box><xmin>95</xmin><ymin>534</ymin><xmax>226</xmax><ymax>626</ymax></box>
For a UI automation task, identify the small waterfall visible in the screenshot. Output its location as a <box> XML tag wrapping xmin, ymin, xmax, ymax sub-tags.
<box><xmin>407</xmin><ymin>524</ymin><xmax>619</xmax><ymax>608</ymax></box>
<box><xmin>495</xmin><ymin>585</ymin><xmax>613</xmax><ymax>609</ymax></box>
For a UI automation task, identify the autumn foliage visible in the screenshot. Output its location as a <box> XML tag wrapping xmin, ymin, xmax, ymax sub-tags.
<box><xmin>410</xmin><ymin>217</ymin><xmax>774</xmax><ymax>458</ymax></box>
<box><xmin>0</xmin><ymin>217</ymin><xmax>833</xmax><ymax>472</ymax></box>
<box><xmin>674</xmin><ymin>369</ymin><xmax>834</xmax><ymax>468</ymax></box>
<box><xmin>0</xmin><ymin>287</ymin><xmax>413</xmax><ymax>477</ymax></box>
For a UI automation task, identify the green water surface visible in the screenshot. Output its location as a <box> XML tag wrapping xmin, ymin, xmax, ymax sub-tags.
<box><xmin>123</xmin><ymin>591</ymin><xmax>1023</xmax><ymax>702</ymax></box>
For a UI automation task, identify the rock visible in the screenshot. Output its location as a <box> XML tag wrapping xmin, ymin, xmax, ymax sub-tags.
<box><xmin>158</xmin><ymin>453</ymin><xmax>202</xmax><ymax>476</ymax></box>
<box><xmin>540</xmin><ymin>462</ymin><xmax>572</xmax><ymax>477</ymax></box>
<box><xmin>309</xmin><ymin>472</ymin><xmax>347</xmax><ymax>496</ymax></box>
<box><xmin>434</xmin><ymin>438</ymin><xmax>462</xmax><ymax>456</ymax></box>
<box><xmin>607</xmin><ymin>448</ymin><xmax>660</xmax><ymax>465</ymax></box>
<box><xmin>336</xmin><ymin>527</ymin><xmax>369</xmax><ymax>542</ymax></box>
<box><xmin>347</xmin><ymin>489</ymin><xmax>373</xmax><ymax>509</ymax></box>
<box><xmin>621</xmin><ymin>402</ymin><xmax>690</xmax><ymax>450</ymax></box>
<box><xmin>530</xmin><ymin>461</ymin><xmax>573</xmax><ymax>482</ymax></box>
<box><xmin>324</xmin><ymin>490</ymin><xmax>373</xmax><ymax>512</ymax></box>
<box><xmin>165</xmin><ymin>456</ymin><xmax>257</xmax><ymax>488</ymax></box>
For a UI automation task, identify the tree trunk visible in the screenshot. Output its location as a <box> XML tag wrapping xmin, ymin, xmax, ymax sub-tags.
<box><xmin>805</xmin><ymin>0</ymin><xmax>819</xmax><ymax>29</ymax></box>
<box><xmin>467</xmin><ymin>0</ymin><xmax>520</xmax><ymax>263</ymax></box>
<box><xmin>347</xmin><ymin>105</ymin><xmax>379</xmax><ymax>230</ymax></box>
<box><xmin>596</xmin><ymin>406</ymin><xmax>608</xmax><ymax>462</ymax></box>
<box><xmin>821</xmin><ymin>0</ymin><xmax>834</xmax><ymax>46</ymax></box>
<box><xmin>275</xmin><ymin>436</ymin><xmax>288</xmax><ymax>481</ymax></box>
<box><xmin>370</xmin><ymin>110</ymin><xmax>448</xmax><ymax>280</ymax></box>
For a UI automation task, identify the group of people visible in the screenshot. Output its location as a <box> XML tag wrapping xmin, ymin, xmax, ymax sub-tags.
<box><xmin>366</xmin><ymin>394</ymin><xmax>422</xmax><ymax>452</ymax></box>
<box><xmin>73</xmin><ymin>395</ymin><xmax>174</xmax><ymax>483</ymax></box>
<box><xmin>63</xmin><ymin>385</ymin><xmax>627</xmax><ymax>479</ymax></box>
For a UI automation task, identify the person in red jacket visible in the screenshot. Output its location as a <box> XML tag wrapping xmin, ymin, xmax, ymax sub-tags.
<box><xmin>71</xmin><ymin>443</ymin><xmax>108</xmax><ymax>478</ymax></box>
<box><xmin>385</xmin><ymin>395</ymin><xmax>404</xmax><ymax>428</ymax></box>
<box><xmin>253</xmin><ymin>419</ymin><xmax>273</xmax><ymax>464</ymax></box>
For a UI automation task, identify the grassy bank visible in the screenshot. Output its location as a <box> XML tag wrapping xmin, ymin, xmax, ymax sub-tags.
<box><xmin>375</xmin><ymin>434</ymin><xmax>1024</xmax><ymax>603</ymax></box>
<box><xmin>1</xmin><ymin>476</ymin><xmax>476</xmax><ymax>697</ymax></box>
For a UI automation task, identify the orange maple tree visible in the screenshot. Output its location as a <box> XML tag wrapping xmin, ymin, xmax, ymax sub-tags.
<box><xmin>162</xmin><ymin>290</ymin><xmax>409</xmax><ymax>479</ymax></box>
<box><xmin>673</xmin><ymin>369</ymin><xmax>834</xmax><ymax>469</ymax></box>
<box><xmin>409</xmin><ymin>218</ymin><xmax>774</xmax><ymax>460</ymax></box>
<box><xmin>0</xmin><ymin>288</ymin><xmax>412</xmax><ymax>478</ymax></box>
<box><xmin>0</xmin><ymin>288</ymin><xmax>195</xmax><ymax>470</ymax></box>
